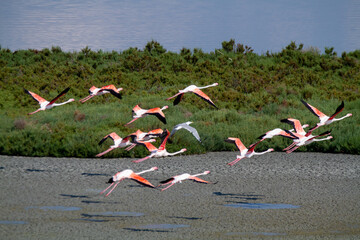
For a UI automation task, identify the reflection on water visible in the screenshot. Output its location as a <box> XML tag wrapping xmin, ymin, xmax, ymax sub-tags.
<box><xmin>0</xmin><ymin>220</ymin><xmax>28</xmax><ymax>225</ymax></box>
<box><xmin>0</xmin><ymin>0</ymin><xmax>359</xmax><ymax>53</ymax></box>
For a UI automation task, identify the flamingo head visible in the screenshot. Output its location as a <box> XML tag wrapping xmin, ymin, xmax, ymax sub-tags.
<box><xmin>213</xmin><ymin>82</ymin><xmax>219</xmax><ymax>86</ymax></box>
<box><xmin>269</xmin><ymin>148</ymin><xmax>275</xmax><ymax>152</ymax></box>
<box><xmin>68</xmin><ymin>98</ymin><xmax>75</xmax><ymax>102</ymax></box>
<box><xmin>181</xmin><ymin>148</ymin><xmax>187</xmax><ymax>152</ymax></box>
<box><xmin>151</xmin><ymin>167</ymin><xmax>158</xmax><ymax>171</ymax></box>
<box><xmin>162</xmin><ymin>105</ymin><xmax>169</xmax><ymax>110</ymax></box>
<box><xmin>302</xmin><ymin>124</ymin><xmax>309</xmax><ymax>129</ymax></box>
<box><xmin>203</xmin><ymin>171</ymin><xmax>210</xmax><ymax>175</ymax></box>
<box><xmin>117</xmin><ymin>88</ymin><xmax>123</xmax><ymax>92</ymax></box>
<box><xmin>328</xmin><ymin>136</ymin><xmax>334</xmax><ymax>139</ymax></box>
<box><xmin>347</xmin><ymin>113</ymin><xmax>353</xmax><ymax>117</ymax></box>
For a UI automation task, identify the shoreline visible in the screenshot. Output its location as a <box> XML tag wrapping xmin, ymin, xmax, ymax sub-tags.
<box><xmin>1</xmin><ymin>152</ymin><xmax>360</xmax><ymax>239</ymax></box>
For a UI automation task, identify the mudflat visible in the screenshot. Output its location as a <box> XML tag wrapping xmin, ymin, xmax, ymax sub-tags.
<box><xmin>1</xmin><ymin>152</ymin><xmax>359</xmax><ymax>239</ymax></box>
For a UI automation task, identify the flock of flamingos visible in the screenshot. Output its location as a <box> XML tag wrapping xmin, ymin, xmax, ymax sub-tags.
<box><xmin>24</xmin><ymin>83</ymin><xmax>352</xmax><ymax>195</ymax></box>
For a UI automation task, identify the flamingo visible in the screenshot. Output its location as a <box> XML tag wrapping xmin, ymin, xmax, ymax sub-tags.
<box><xmin>79</xmin><ymin>85</ymin><xmax>123</xmax><ymax>103</ymax></box>
<box><xmin>133</xmin><ymin>129</ymin><xmax>187</xmax><ymax>163</ymax></box>
<box><xmin>157</xmin><ymin>171</ymin><xmax>211</xmax><ymax>191</ymax></box>
<box><xmin>125</xmin><ymin>105</ymin><xmax>168</xmax><ymax>125</ymax></box>
<box><xmin>169</xmin><ymin>121</ymin><xmax>201</xmax><ymax>143</ymax></box>
<box><xmin>280</xmin><ymin>118</ymin><xmax>333</xmax><ymax>153</ymax></box>
<box><xmin>100</xmin><ymin>167</ymin><xmax>158</xmax><ymax>197</ymax></box>
<box><xmin>225</xmin><ymin>137</ymin><xmax>274</xmax><ymax>166</ymax></box>
<box><xmin>96</xmin><ymin>132</ymin><xmax>133</xmax><ymax>157</ymax></box>
<box><xmin>24</xmin><ymin>87</ymin><xmax>74</xmax><ymax>115</ymax></box>
<box><xmin>124</xmin><ymin>129</ymin><xmax>161</xmax><ymax>151</ymax></box>
<box><xmin>166</xmin><ymin>83</ymin><xmax>219</xmax><ymax>108</ymax></box>
<box><xmin>301</xmin><ymin>100</ymin><xmax>352</xmax><ymax>131</ymax></box>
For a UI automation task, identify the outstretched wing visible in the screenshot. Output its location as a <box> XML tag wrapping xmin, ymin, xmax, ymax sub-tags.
<box><xmin>49</xmin><ymin>87</ymin><xmax>71</xmax><ymax>105</ymax></box>
<box><xmin>173</xmin><ymin>93</ymin><xmax>184</xmax><ymax>105</ymax></box>
<box><xmin>301</xmin><ymin>99</ymin><xmax>326</xmax><ymax>119</ymax></box>
<box><xmin>328</xmin><ymin>101</ymin><xmax>344</xmax><ymax>121</ymax></box>
<box><xmin>24</xmin><ymin>88</ymin><xmax>47</xmax><ymax>104</ymax></box>
<box><xmin>130</xmin><ymin>173</ymin><xmax>155</xmax><ymax>188</ymax></box>
<box><xmin>192</xmin><ymin>88</ymin><xmax>218</xmax><ymax>109</ymax></box>
<box><xmin>189</xmin><ymin>176</ymin><xmax>210</xmax><ymax>184</ymax></box>
<box><xmin>225</xmin><ymin>137</ymin><xmax>247</xmax><ymax>153</ymax></box>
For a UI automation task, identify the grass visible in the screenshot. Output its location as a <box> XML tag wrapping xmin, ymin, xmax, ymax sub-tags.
<box><xmin>0</xmin><ymin>40</ymin><xmax>359</xmax><ymax>157</ymax></box>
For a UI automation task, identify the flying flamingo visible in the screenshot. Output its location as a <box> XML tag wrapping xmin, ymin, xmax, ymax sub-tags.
<box><xmin>100</xmin><ymin>167</ymin><xmax>158</xmax><ymax>197</ymax></box>
<box><xmin>125</xmin><ymin>105</ymin><xmax>168</xmax><ymax>125</ymax></box>
<box><xmin>169</xmin><ymin>121</ymin><xmax>201</xmax><ymax>143</ymax></box>
<box><xmin>24</xmin><ymin>87</ymin><xmax>74</xmax><ymax>115</ymax></box>
<box><xmin>133</xmin><ymin>130</ymin><xmax>187</xmax><ymax>163</ymax></box>
<box><xmin>79</xmin><ymin>85</ymin><xmax>123</xmax><ymax>103</ymax></box>
<box><xmin>225</xmin><ymin>137</ymin><xmax>274</xmax><ymax>166</ymax></box>
<box><xmin>124</xmin><ymin>129</ymin><xmax>161</xmax><ymax>151</ymax></box>
<box><xmin>280</xmin><ymin>118</ymin><xmax>333</xmax><ymax>153</ymax></box>
<box><xmin>96</xmin><ymin>132</ymin><xmax>133</xmax><ymax>157</ymax></box>
<box><xmin>157</xmin><ymin>171</ymin><xmax>211</xmax><ymax>191</ymax></box>
<box><xmin>166</xmin><ymin>83</ymin><xmax>219</xmax><ymax>108</ymax></box>
<box><xmin>301</xmin><ymin>100</ymin><xmax>352</xmax><ymax>131</ymax></box>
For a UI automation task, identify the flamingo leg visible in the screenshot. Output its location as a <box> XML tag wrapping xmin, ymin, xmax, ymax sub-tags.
<box><xmin>227</xmin><ymin>158</ymin><xmax>242</xmax><ymax>166</ymax></box>
<box><xmin>28</xmin><ymin>109</ymin><xmax>42</xmax><ymax>115</ymax></box>
<box><xmin>133</xmin><ymin>155</ymin><xmax>151</xmax><ymax>163</ymax></box>
<box><xmin>80</xmin><ymin>95</ymin><xmax>94</xmax><ymax>103</ymax></box>
<box><xmin>166</xmin><ymin>92</ymin><xmax>181</xmax><ymax>100</ymax></box>
<box><xmin>286</xmin><ymin>146</ymin><xmax>299</xmax><ymax>154</ymax></box>
<box><xmin>125</xmin><ymin>143</ymin><xmax>137</xmax><ymax>151</ymax></box>
<box><xmin>100</xmin><ymin>182</ymin><xmax>115</xmax><ymax>195</ymax></box>
<box><xmin>125</xmin><ymin>118</ymin><xmax>138</xmax><ymax>126</ymax></box>
<box><xmin>105</xmin><ymin>180</ymin><xmax>124</xmax><ymax>197</ymax></box>
<box><xmin>96</xmin><ymin>148</ymin><xmax>114</xmax><ymax>157</ymax></box>
<box><xmin>283</xmin><ymin>142</ymin><xmax>296</xmax><ymax>151</ymax></box>
<box><xmin>160</xmin><ymin>182</ymin><xmax>175</xmax><ymax>191</ymax></box>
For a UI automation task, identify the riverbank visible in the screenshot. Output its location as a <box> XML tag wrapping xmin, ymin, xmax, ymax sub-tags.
<box><xmin>1</xmin><ymin>152</ymin><xmax>359</xmax><ymax>239</ymax></box>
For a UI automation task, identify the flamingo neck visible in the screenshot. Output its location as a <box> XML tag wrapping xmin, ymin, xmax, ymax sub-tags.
<box><xmin>136</xmin><ymin>167</ymin><xmax>157</xmax><ymax>175</ymax></box>
<box><xmin>192</xmin><ymin>171</ymin><xmax>210</xmax><ymax>177</ymax></box>
<box><xmin>52</xmin><ymin>99</ymin><xmax>74</xmax><ymax>106</ymax></box>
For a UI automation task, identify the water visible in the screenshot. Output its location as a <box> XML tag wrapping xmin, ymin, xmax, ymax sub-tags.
<box><xmin>26</xmin><ymin>206</ymin><xmax>81</xmax><ymax>211</ymax></box>
<box><xmin>224</xmin><ymin>202</ymin><xmax>300</xmax><ymax>209</ymax></box>
<box><xmin>0</xmin><ymin>0</ymin><xmax>359</xmax><ymax>54</ymax></box>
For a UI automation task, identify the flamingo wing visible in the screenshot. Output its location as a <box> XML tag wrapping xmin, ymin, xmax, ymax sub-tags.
<box><xmin>101</xmin><ymin>85</ymin><xmax>122</xmax><ymax>99</ymax></box>
<box><xmin>24</xmin><ymin>89</ymin><xmax>47</xmax><ymax>104</ymax></box>
<box><xmin>130</xmin><ymin>173</ymin><xmax>155</xmax><ymax>188</ymax></box>
<box><xmin>48</xmin><ymin>87</ymin><xmax>71</xmax><ymax>105</ymax></box>
<box><xmin>225</xmin><ymin>137</ymin><xmax>247</xmax><ymax>153</ymax></box>
<box><xmin>189</xmin><ymin>176</ymin><xmax>210</xmax><ymax>184</ymax></box>
<box><xmin>192</xmin><ymin>88</ymin><xmax>218</xmax><ymax>109</ymax></box>
<box><xmin>98</xmin><ymin>132</ymin><xmax>120</xmax><ymax>145</ymax></box>
<box><xmin>328</xmin><ymin>101</ymin><xmax>344</xmax><ymax>121</ymax></box>
<box><xmin>173</xmin><ymin>93</ymin><xmax>184</xmax><ymax>105</ymax></box>
<box><xmin>158</xmin><ymin>130</ymin><xmax>170</xmax><ymax>151</ymax></box>
<box><xmin>301</xmin><ymin>99</ymin><xmax>326</xmax><ymax>119</ymax></box>
<box><xmin>159</xmin><ymin>177</ymin><xmax>175</xmax><ymax>184</ymax></box>
<box><xmin>281</xmin><ymin>118</ymin><xmax>306</xmax><ymax>135</ymax></box>
<box><xmin>247</xmin><ymin>140</ymin><xmax>262</xmax><ymax>152</ymax></box>
<box><xmin>146</xmin><ymin>108</ymin><xmax>167</xmax><ymax>124</ymax></box>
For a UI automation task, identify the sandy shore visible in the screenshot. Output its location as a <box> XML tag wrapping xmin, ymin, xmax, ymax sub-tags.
<box><xmin>1</xmin><ymin>152</ymin><xmax>359</xmax><ymax>239</ymax></box>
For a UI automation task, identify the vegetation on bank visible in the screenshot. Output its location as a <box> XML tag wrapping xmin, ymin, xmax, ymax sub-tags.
<box><xmin>0</xmin><ymin>40</ymin><xmax>359</xmax><ymax>158</ymax></box>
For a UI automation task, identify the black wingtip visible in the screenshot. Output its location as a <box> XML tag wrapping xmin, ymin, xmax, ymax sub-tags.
<box><xmin>107</xmin><ymin>178</ymin><xmax>114</xmax><ymax>183</ymax></box>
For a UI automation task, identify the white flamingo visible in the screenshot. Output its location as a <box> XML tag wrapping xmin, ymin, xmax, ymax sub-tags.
<box><xmin>166</xmin><ymin>83</ymin><xmax>219</xmax><ymax>108</ymax></box>
<box><xmin>79</xmin><ymin>85</ymin><xmax>123</xmax><ymax>103</ymax></box>
<box><xmin>157</xmin><ymin>171</ymin><xmax>211</xmax><ymax>191</ymax></box>
<box><xmin>225</xmin><ymin>137</ymin><xmax>274</xmax><ymax>166</ymax></box>
<box><xmin>125</xmin><ymin>105</ymin><xmax>168</xmax><ymax>125</ymax></box>
<box><xmin>24</xmin><ymin>87</ymin><xmax>74</xmax><ymax>115</ymax></box>
<box><xmin>100</xmin><ymin>167</ymin><xmax>158</xmax><ymax>197</ymax></box>
<box><xmin>133</xmin><ymin>130</ymin><xmax>186</xmax><ymax>163</ymax></box>
<box><xmin>96</xmin><ymin>133</ymin><xmax>132</xmax><ymax>157</ymax></box>
<box><xmin>301</xmin><ymin>100</ymin><xmax>352</xmax><ymax>131</ymax></box>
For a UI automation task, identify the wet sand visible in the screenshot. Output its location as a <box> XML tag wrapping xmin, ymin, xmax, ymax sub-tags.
<box><xmin>1</xmin><ymin>152</ymin><xmax>359</xmax><ymax>239</ymax></box>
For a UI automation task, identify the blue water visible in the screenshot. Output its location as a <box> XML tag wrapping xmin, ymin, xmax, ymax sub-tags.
<box><xmin>0</xmin><ymin>220</ymin><xmax>28</xmax><ymax>225</ymax></box>
<box><xmin>27</xmin><ymin>206</ymin><xmax>81</xmax><ymax>211</ymax></box>
<box><xmin>225</xmin><ymin>203</ymin><xmax>300</xmax><ymax>209</ymax></box>
<box><xmin>0</xmin><ymin>0</ymin><xmax>359</xmax><ymax>54</ymax></box>
<box><xmin>136</xmin><ymin>224</ymin><xmax>190</xmax><ymax>229</ymax></box>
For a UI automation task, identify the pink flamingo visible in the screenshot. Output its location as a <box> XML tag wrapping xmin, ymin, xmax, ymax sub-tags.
<box><xmin>280</xmin><ymin>118</ymin><xmax>333</xmax><ymax>153</ymax></box>
<box><xmin>24</xmin><ymin>87</ymin><xmax>74</xmax><ymax>115</ymax></box>
<box><xmin>125</xmin><ymin>105</ymin><xmax>168</xmax><ymax>125</ymax></box>
<box><xmin>166</xmin><ymin>83</ymin><xmax>218</xmax><ymax>108</ymax></box>
<box><xmin>133</xmin><ymin>130</ymin><xmax>186</xmax><ymax>163</ymax></box>
<box><xmin>100</xmin><ymin>167</ymin><xmax>158</xmax><ymax>197</ymax></box>
<box><xmin>79</xmin><ymin>85</ymin><xmax>123</xmax><ymax>103</ymax></box>
<box><xmin>157</xmin><ymin>171</ymin><xmax>211</xmax><ymax>191</ymax></box>
<box><xmin>225</xmin><ymin>137</ymin><xmax>274</xmax><ymax>166</ymax></box>
<box><xmin>301</xmin><ymin>100</ymin><xmax>352</xmax><ymax>131</ymax></box>
<box><xmin>96</xmin><ymin>132</ymin><xmax>132</xmax><ymax>157</ymax></box>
